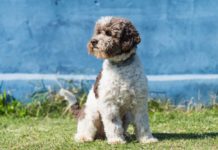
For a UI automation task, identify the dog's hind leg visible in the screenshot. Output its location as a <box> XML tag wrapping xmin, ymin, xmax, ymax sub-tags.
<box><xmin>74</xmin><ymin>106</ymin><xmax>100</xmax><ymax>142</ymax></box>
<box><xmin>74</xmin><ymin>89</ymin><xmax>100</xmax><ymax>143</ymax></box>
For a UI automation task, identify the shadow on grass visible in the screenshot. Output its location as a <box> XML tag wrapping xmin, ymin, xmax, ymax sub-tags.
<box><xmin>125</xmin><ymin>132</ymin><xmax>218</xmax><ymax>142</ymax></box>
<box><xmin>154</xmin><ymin>132</ymin><xmax>218</xmax><ymax>141</ymax></box>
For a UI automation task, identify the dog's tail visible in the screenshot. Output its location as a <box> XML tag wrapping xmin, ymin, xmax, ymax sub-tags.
<box><xmin>59</xmin><ymin>88</ymin><xmax>81</xmax><ymax>118</ymax></box>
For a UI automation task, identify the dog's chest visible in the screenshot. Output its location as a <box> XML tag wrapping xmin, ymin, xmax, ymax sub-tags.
<box><xmin>98</xmin><ymin>57</ymin><xmax>146</xmax><ymax>107</ymax></box>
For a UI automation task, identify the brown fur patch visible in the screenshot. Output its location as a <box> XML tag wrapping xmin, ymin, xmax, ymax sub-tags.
<box><xmin>94</xmin><ymin>70</ymin><xmax>102</xmax><ymax>98</ymax></box>
<box><xmin>78</xmin><ymin>105</ymin><xmax>86</xmax><ymax>120</ymax></box>
<box><xmin>120</xmin><ymin>21</ymin><xmax>141</xmax><ymax>52</ymax></box>
<box><xmin>70</xmin><ymin>102</ymin><xmax>80</xmax><ymax>117</ymax></box>
<box><xmin>94</xmin><ymin>112</ymin><xmax>105</xmax><ymax>139</ymax></box>
<box><xmin>87</xmin><ymin>17</ymin><xmax>140</xmax><ymax>59</ymax></box>
<box><xmin>70</xmin><ymin>103</ymin><xmax>86</xmax><ymax>120</ymax></box>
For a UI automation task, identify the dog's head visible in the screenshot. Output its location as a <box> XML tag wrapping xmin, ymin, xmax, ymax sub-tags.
<box><xmin>87</xmin><ymin>16</ymin><xmax>141</xmax><ymax>60</ymax></box>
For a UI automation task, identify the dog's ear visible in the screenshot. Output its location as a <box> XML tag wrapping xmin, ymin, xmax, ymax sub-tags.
<box><xmin>120</xmin><ymin>21</ymin><xmax>141</xmax><ymax>52</ymax></box>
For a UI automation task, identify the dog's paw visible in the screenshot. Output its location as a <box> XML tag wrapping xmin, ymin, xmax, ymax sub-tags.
<box><xmin>139</xmin><ymin>136</ymin><xmax>158</xmax><ymax>144</ymax></box>
<box><xmin>107</xmin><ymin>138</ymin><xmax>126</xmax><ymax>144</ymax></box>
<box><xmin>74</xmin><ymin>134</ymin><xmax>94</xmax><ymax>143</ymax></box>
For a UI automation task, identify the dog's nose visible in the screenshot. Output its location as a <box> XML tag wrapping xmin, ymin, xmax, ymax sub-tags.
<box><xmin>91</xmin><ymin>39</ymin><xmax>98</xmax><ymax>46</ymax></box>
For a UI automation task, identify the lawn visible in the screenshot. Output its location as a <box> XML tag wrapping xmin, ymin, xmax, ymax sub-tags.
<box><xmin>0</xmin><ymin>108</ymin><xmax>218</xmax><ymax>150</ymax></box>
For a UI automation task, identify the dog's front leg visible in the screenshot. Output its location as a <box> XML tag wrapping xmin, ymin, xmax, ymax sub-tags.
<box><xmin>100</xmin><ymin>105</ymin><xmax>126</xmax><ymax>144</ymax></box>
<box><xmin>134</xmin><ymin>99</ymin><xmax>158</xmax><ymax>144</ymax></box>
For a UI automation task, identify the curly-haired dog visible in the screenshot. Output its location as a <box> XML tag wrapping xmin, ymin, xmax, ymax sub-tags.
<box><xmin>74</xmin><ymin>16</ymin><xmax>158</xmax><ymax>144</ymax></box>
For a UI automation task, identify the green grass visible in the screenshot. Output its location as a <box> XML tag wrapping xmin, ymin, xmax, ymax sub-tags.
<box><xmin>0</xmin><ymin>108</ymin><xmax>218</xmax><ymax>150</ymax></box>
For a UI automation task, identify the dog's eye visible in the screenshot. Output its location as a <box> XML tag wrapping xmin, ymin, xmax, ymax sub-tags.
<box><xmin>96</xmin><ymin>30</ymin><xmax>101</xmax><ymax>35</ymax></box>
<box><xmin>105</xmin><ymin>30</ymin><xmax>112</xmax><ymax>36</ymax></box>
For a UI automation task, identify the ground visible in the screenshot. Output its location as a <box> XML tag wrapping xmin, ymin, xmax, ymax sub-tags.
<box><xmin>0</xmin><ymin>108</ymin><xmax>218</xmax><ymax>150</ymax></box>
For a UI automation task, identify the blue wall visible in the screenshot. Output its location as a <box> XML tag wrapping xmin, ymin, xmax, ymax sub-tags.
<box><xmin>1</xmin><ymin>0</ymin><xmax>218</xmax><ymax>74</ymax></box>
<box><xmin>1</xmin><ymin>0</ymin><xmax>218</xmax><ymax>104</ymax></box>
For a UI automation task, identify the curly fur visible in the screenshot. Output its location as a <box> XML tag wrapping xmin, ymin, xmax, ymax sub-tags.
<box><xmin>87</xmin><ymin>16</ymin><xmax>140</xmax><ymax>59</ymax></box>
<box><xmin>75</xmin><ymin>16</ymin><xmax>158</xmax><ymax>144</ymax></box>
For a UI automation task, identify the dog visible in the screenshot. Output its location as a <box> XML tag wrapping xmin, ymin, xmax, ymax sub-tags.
<box><xmin>74</xmin><ymin>16</ymin><xmax>158</xmax><ymax>144</ymax></box>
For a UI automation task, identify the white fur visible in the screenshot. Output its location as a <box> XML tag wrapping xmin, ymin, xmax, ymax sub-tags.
<box><xmin>96</xmin><ymin>16</ymin><xmax>112</xmax><ymax>26</ymax></box>
<box><xmin>74</xmin><ymin>52</ymin><xmax>158</xmax><ymax>144</ymax></box>
<box><xmin>75</xmin><ymin>16</ymin><xmax>157</xmax><ymax>144</ymax></box>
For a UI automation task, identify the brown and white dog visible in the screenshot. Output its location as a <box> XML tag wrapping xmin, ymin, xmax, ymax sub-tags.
<box><xmin>74</xmin><ymin>16</ymin><xmax>158</xmax><ymax>144</ymax></box>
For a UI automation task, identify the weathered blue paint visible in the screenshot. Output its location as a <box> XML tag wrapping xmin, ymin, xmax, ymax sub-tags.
<box><xmin>0</xmin><ymin>0</ymin><xmax>218</xmax><ymax>104</ymax></box>
<box><xmin>1</xmin><ymin>0</ymin><xmax>218</xmax><ymax>74</ymax></box>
